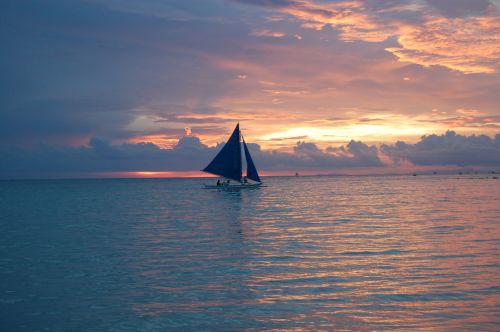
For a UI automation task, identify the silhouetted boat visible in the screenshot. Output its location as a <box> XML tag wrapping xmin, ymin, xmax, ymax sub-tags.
<box><xmin>202</xmin><ymin>123</ymin><xmax>263</xmax><ymax>189</ymax></box>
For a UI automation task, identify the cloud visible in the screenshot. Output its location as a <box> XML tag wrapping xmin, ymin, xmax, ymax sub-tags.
<box><xmin>0</xmin><ymin>98</ymin><xmax>136</xmax><ymax>145</ymax></box>
<box><xmin>2</xmin><ymin>0</ymin><xmax>499</xmax><ymax>157</ymax></box>
<box><xmin>381</xmin><ymin>131</ymin><xmax>500</xmax><ymax>166</ymax></box>
<box><xmin>232</xmin><ymin>0</ymin><xmax>500</xmax><ymax>73</ymax></box>
<box><xmin>250</xmin><ymin>29</ymin><xmax>286</xmax><ymax>37</ymax></box>
<box><xmin>232</xmin><ymin>0</ymin><xmax>301</xmax><ymax>8</ymax></box>
<box><xmin>234</xmin><ymin>0</ymin><xmax>401</xmax><ymax>41</ymax></box>
<box><xmin>271</xmin><ymin>139</ymin><xmax>384</xmax><ymax>168</ymax></box>
<box><xmin>0</xmin><ymin>135</ymin><xmax>382</xmax><ymax>178</ymax></box>
<box><xmin>425</xmin><ymin>0</ymin><xmax>495</xmax><ymax>18</ymax></box>
<box><xmin>423</xmin><ymin>114</ymin><xmax>500</xmax><ymax>130</ymax></box>
<box><xmin>0</xmin><ymin>0</ymin><xmax>263</xmax><ymax>144</ymax></box>
<box><xmin>2</xmin><ymin>131</ymin><xmax>499</xmax><ymax>178</ymax></box>
<box><xmin>0</xmin><ymin>136</ymin><xmax>215</xmax><ymax>177</ymax></box>
<box><xmin>386</xmin><ymin>16</ymin><xmax>500</xmax><ymax>74</ymax></box>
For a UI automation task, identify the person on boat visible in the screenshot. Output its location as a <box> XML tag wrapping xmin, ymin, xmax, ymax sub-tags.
<box><xmin>216</xmin><ymin>180</ymin><xmax>221</xmax><ymax>186</ymax></box>
<box><xmin>243</xmin><ymin>177</ymin><xmax>248</xmax><ymax>184</ymax></box>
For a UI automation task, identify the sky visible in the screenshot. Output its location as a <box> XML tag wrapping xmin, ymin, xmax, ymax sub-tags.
<box><xmin>1</xmin><ymin>0</ymin><xmax>499</xmax><ymax>178</ymax></box>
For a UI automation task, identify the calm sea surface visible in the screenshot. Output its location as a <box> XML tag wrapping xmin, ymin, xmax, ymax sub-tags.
<box><xmin>1</xmin><ymin>175</ymin><xmax>499</xmax><ymax>331</ymax></box>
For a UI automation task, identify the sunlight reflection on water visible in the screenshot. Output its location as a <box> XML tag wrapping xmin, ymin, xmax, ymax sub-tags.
<box><xmin>1</xmin><ymin>175</ymin><xmax>499</xmax><ymax>331</ymax></box>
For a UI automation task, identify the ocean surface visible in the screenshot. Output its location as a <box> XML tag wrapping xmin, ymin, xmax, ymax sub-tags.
<box><xmin>1</xmin><ymin>175</ymin><xmax>499</xmax><ymax>331</ymax></box>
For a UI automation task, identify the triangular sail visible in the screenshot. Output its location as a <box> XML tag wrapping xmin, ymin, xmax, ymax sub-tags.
<box><xmin>243</xmin><ymin>138</ymin><xmax>261</xmax><ymax>183</ymax></box>
<box><xmin>202</xmin><ymin>124</ymin><xmax>242</xmax><ymax>182</ymax></box>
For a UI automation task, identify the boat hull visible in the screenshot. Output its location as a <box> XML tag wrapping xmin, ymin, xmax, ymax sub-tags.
<box><xmin>203</xmin><ymin>183</ymin><xmax>264</xmax><ymax>190</ymax></box>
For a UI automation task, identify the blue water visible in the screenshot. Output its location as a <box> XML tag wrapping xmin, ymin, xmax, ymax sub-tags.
<box><xmin>1</xmin><ymin>175</ymin><xmax>499</xmax><ymax>331</ymax></box>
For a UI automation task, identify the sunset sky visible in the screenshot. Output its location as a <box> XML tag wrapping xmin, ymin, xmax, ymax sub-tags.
<box><xmin>1</xmin><ymin>0</ymin><xmax>499</xmax><ymax>178</ymax></box>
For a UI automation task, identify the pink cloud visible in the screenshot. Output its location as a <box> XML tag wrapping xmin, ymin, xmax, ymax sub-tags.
<box><xmin>250</xmin><ymin>29</ymin><xmax>286</xmax><ymax>37</ymax></box>
<box><xmin>238</xmin><ymin>0</ymin><xmax>500</xmax><ymax>73</ymax></box>
<box><xmin>386</xmin><ymin>16</ymin><xmax>500</xmax><ymax>74</ymax></box>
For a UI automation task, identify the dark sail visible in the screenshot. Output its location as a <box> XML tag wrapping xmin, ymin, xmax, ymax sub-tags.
<box><xmin>202</xmin><ymin>124</ymin><xmax>242</xmax><ymax>181</ymax></box>
<box><xmin>243</xmin><ymin>139</ymin><xmax>261</xmax><ymax>183</ymax></box>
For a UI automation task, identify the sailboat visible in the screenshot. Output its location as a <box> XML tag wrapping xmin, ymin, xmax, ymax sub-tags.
<box><xmin>202</xmin><ymin>123</ymin><xmax>263</xmax><ymax>189</ymax></box>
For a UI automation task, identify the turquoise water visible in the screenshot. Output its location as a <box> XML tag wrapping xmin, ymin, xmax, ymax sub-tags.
<box><xmin>1</xmin><ymin>176</ymin><xmax>499</xmax><ymax>331</ymax></box>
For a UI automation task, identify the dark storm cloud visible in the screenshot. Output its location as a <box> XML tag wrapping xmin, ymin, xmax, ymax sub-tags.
<box><xmin>381</xmin><ymin>131</ymin><xmax>500</xmax><ymax>166</ymax></box>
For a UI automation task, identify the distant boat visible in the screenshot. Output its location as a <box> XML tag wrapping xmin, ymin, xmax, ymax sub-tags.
<box><xmin>202</xmin><ymin>123</ymin><xmax>263</xmax><ymax>189</ymax></box>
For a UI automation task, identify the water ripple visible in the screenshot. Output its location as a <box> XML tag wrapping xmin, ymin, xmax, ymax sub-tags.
<box><xmin>1</xmin><ymin>175</ymin><xmax>499</xmax><ymax>331</ymax></box>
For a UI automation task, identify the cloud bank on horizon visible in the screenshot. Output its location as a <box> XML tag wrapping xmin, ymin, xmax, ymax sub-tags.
<box><xmin>1</xmin><ymin>131</ymin><xmax>499</xmax><ymax>178</ymax></box>
<box><xmin>0</xmin><ymin>0</ymin><xmax>499</xmax><ymax>177</ymax></box>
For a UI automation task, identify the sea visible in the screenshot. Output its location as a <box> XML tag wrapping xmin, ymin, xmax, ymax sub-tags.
<box><xmin>1</xmin><ymin>175</ymin><xmax>499</xmax><ymax>331</ymax></box>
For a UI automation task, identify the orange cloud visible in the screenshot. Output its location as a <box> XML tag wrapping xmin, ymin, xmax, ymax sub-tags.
<box><xmin>386</xmin><ymin>16</ymin><xmax>500</xmax><ymax>74</ymax></box>
<box><xmin>250</xmin><ymin>29</ymin><xmax>286</xmax><ymax>38</ymax></box>
<box><xmin>253</xmin><ymin>0</ymin><xmax>500</xmax><ymax>73</ymax></box>
<box><xmin>280</xmin><ymin>0</ymin><xmax>393</xmax><ymax>42</ymax></box>
<box><xmin>128</xmin><ymin>134</ymin><xmax>179</xmax><ymax>149</ymax></box>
